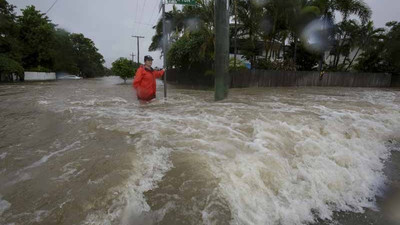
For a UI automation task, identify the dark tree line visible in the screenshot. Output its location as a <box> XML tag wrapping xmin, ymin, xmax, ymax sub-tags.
<box><xmin>0</xmin><ymin>0</ymin><xmax>106</xmax><ymax>81</ymax></box>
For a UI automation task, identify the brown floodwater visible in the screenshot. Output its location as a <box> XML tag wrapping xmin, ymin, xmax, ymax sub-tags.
<box><xmin>0</xmin><ymin>77</ymin><xmax>399</xmax><ymax>225</ymax></box>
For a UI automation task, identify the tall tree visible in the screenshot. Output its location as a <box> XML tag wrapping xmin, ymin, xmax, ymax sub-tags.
<box><xmin>150</xmin><ymin>0</ymin><xmax>215</xmax><ymax>72</ymax></box>
<box><xmin>354</xmin><ymin>21</ymin><xmax>400</xmax><ymax>75</ymax></box>
<box><xmin>70</xmin><ymin>33</ymin><xmax>105</xmax><ymax>77</ymax></box>
<box><xmin>18</xmin><ymin>5</ymin><xmax>55</xmax><ymax>70</ymax></box>
<box><xmin>236</xmin><ymin>0</ymin><xmax>263</xmax><ymax>67</ymax></box>
<box><xmin>0</xmin><ymin>0</ymin><xmax>20</xmax><ymax>61</ymax></box>
<box><xmin>0</xmin><ymin>0</ymin><xmax>23</xmax><ymax>81</ymax></box>
<box><xmin>51</xmin><ymin>29</ymin><xmax>79</xmax><ymax>74</ymax></box>
<box><xmin>345</xmin><ymin>21</ymin><xmax>385</xmax><ymax>71</ymax></box>
<box><xmin>384</xmin><ymin>21</ymin><xmax>400</xmax><ymax>75</ymax></box>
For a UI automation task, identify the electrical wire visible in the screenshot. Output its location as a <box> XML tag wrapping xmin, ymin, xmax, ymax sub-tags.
<box><xmin>46</xmin><ymin>0</ymin><xmax>60</xmax><ymax>14</ymax></box>
<box><xmin>137</xmin><ymin>0</ymin><xmax>148</xmax><ymax>34</ymax></box>
<box><xmin>133</xmin><ymin>0</ymin><xmax>140</xmax><ymax>37</ymax></box>
<box><xmin>149</xmin><ymin>0</ymin><xmax>161</xmax><ymax>26</ymax></box>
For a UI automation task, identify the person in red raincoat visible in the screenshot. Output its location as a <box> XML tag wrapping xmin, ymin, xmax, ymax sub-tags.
<box><xmin>133</xmin><ymin>55</ymin><xmax>164</xmax><ymax>101</ymax></box>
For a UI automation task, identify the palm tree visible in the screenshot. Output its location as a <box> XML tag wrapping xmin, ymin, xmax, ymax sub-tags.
<box><xmin>149</xmin><ymin>0</ymin><xmax>215</xmax><ymax>70</ymax></box>
<box><xmin>345</xmin><ymin>21</ymin><xmax>385</xmax><ymax>71</ymax></box>
<box><xmin>310</xmin><ymin>0</ymin><xmax>371</xmax><ymax>71</ymax></box>
<box><xmin>288</xmin><ymin>0</ymin><xmax>321</xmax><ymax>66</ymax></box>
<box><xmin>236</xmin><ymin>0</ymin><xmax>263</xmax><ymax>67</ymax></box>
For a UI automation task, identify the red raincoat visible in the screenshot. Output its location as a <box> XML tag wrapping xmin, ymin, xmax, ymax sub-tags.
<box><xmin>133</xmin><ymin>65</ymin><xmax>164</xmax><ymax>101</ymax></box>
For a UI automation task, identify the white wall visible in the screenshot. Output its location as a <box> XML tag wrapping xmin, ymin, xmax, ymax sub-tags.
<box><xmin>24</xmin><ymin>72</ymin><xmax>56</xmax><ymax>81</ymax></box>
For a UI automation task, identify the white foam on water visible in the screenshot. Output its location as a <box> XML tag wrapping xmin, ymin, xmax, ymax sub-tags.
<box><xmin>83</xmin><ymin>145</ymin><xmax>173</xmax><ymax>225</ymax></box>
<box><xmin>87</xmin><ymin>175</ymin><xmax>108</xmax><ymax>185</ymax></box>
<box><xmin>51</xmin><ymin>160</ymin><xmax>86</xmax><ymax>182</ymax></box>
<box><xmin>32</xmin><ymin>210</ymin><xmax>50</xmax><ymax>223</ymax></box>
<box><xmin>0</xmin><ymin>195</ymin><xmax>11</xmax><ymax>216</ymax></box>
<box><xmin>41</xmin><ymin>84</ymin><xmax>400</xmax><ymax>225</ymax></box>
<box><xmin>0</xmin><ymin>152</ymin><xmax>7</xmax><ymax>160</ymax></box>
<box><xmin>37</xmin><ymin>100</ymin><xmax>49</xmax><ymax>105</ymax></box>
<box><xmin>199</xmin><ymin>91</ymin><xmax>400</xmax><ymax>225</ymax></box>
<box><xmin>23</xmin><ymin>141</ymin><xmax>81</xmax><ymax>171</ymax></box>
<box><xmin>82</xmin><ymin>110</ymin><xmax>174</xmax><ymax>224</ymax></box>
<box><xmin>70</xmin><ymin>97</ymin><xmax>128</xmax><ymax>107</ymax></box>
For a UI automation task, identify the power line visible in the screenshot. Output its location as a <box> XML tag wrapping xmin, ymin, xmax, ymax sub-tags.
<box><xmin>134</xmin><ymin>21</ymin><xmax>154</xmax><ymax>27</ymax></box>
<box><xmin>131</xmin><ymin>35</ymin><xmax>145</xmax><ymax>64</ymax></box>
<box><xmin>133</xmin><ymin>0</ymin><xmax>140</xmax><ymax>38</ymax></box>
<box><xmin>137</xmin><ymin>0</ymin><xmax>148</xmax><ymax>34</ymax></box>
<box><xmin>149</xmin><ymin>0</ymin><xmax>161</xmax><ymax>26</ymax></box>
<box><xmin>46</xmin><ymin>0</ymin><xmax>60</xmax><ymax>14</ymax></box>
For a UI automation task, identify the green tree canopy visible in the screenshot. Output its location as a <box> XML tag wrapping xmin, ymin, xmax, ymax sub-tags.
<box><xmin>0</xmin><ymin>0</ymin><xmax>106</xmax><ymax>81</ymax></box>
<box><xmin>0</xmin><ymin>0</ymin><xmax>20</xmax><ymax>62</ymax></box>
<box><xmin>51</xmin><ymin>29</ymin><xmax>79</xmax><ymax>74</ymax></box>
<box><xmin>70</xmin><ymin>33</ymin><xmax>105</xmax><ymax>77</ymax></box>
<box><xmin>0</xmin><ymin>54</ymin><xmax>24</xmax><ymax>81</ymax></box>
<box><xmin>355</xmin><ymin>21</ymin><xmax>400</xmax><ymax>75</ymax></box>
<box><xmin>111</xmin><ymin>57</ymin><xmax>139</xmax><ymax>83</ymax></box>
<box><xmin>18</xmin><ymin>5</ymin><xmax>55</xmax><ymax>70</ymax></box>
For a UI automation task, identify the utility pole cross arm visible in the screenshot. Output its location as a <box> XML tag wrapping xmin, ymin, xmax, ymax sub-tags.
<box><xmin>131</xmin><ymin>35</ymin><xmax>145</xmax><ymax>64</ymax></box>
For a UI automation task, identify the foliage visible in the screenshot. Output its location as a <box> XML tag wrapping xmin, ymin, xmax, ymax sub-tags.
<box><xmin>18</xmin><ymin>5</ymin><xmax>55</xmax><ymax>70</ymax></box>
<box><xmin>384</xmin><ymin>21</ymin><xmax>400</xmax><ymax>75</ymax></box>
<box><xmin>111</xmin><ymin>57</ymin><xmax>139</xmax><ymax>83</ymax></box>
<box><xmin>167</xmin><ymin>30</ymin><xmax>213</xmax><ymax>71</ymax></box>
<box><xmin>355</xmin><ymin>21</ymin><xmax>400</xmax><ymax>75</ymax></box>
<box><xmin>0</xmin><ymin>54</ymin><xmax>24</xmax><ymax>81</ymax></box>
<box><xmin>229</xmin><ymin>57</ymin><xmax>246</xmax><ymax>70</ymax></box>
<box><xmin>70</xmin><ymin>33</ymin><xmax>105</xmax><ymax>77</ymax></box>
<box><xmin>0</xmin><ymin>0</ymin><xmax>21</xmax><ymax>62</ymax></box>
<box><xmin>103</xmin><ymin>67</ymin><xmax>113</xmax><ymax>76</ymax></box>
<box><xmin>285</xmin><ymin>42</ymin><xmax>320</xmax><ymax>70</ymax></box>
<box><xmin>255</xmin><ymin>58</ymin><xmax>297</xmax><ymax>71</ymax></box>
<box><xmin>143</xmin><ymin>0</ymin><xmax>395</xmax><ymax>77</ymax></box>
<box><xmin>150</xmin><ymin>0</ymin><xmax>214</xmax><ymax>74</ymax></box>
<box><xmin>52</xmin><ymin>29</ymin><xmax>79</xmax><ymax>74</ymax></box>
<box><xmin>28</xmin><ymin>65</ymin><xmax>52</xmax><ymax>72</ymax></box>
<box><xmin>0</xmin><ymin>1</ymin><xmax>106</xmax><ymax>82</ymax></box>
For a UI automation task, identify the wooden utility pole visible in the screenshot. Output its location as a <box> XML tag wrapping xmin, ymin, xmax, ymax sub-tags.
<box><xmin>215</xmin><ymin>0</ymin><xmax>230</xmax><ymax>101</ymax></box>
<box><xmin>131</xmin><ymin>35</ymin><xmax>144</xmax><ymax>64</ymax></box>
<box><xmin>162</xmin><ymin>2</ymin><xmax>167</xmax><ymax>98</ymax></box>
<box><xmin>130</xmin><ymin>53</ymin><xmax>135</xmax><ymax>63</ymax></box>
<box><xmin>234</xmin><ymin>0</ymin><xmax>238</xmax><ymax>70</ymax></box>
<box><xmin>159</xmin><ymin>0</ymin><xmax>196</xmax><ymax>98</ymax></box>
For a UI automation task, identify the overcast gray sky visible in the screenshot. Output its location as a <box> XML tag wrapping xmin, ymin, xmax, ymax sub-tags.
<box><xmin>9</xmin><ymin>0</ymin><xmax>400</xmax><ymax>68</ymax></box>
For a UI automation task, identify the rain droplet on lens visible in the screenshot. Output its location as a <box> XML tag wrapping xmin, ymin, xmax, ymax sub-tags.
<box><xmin>301</xmin><ymin>18</ymin><xmax>333</xmax><ymax>54</ymax></box>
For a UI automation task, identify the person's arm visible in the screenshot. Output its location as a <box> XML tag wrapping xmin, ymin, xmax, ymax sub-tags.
<box><xmin>133</xmin><ymin>67</ymin><xmax>143</xmax><ymax>88</ymax></box>
<box><xmin>154</xmin><ymin>69</ymin><xmax>165</xmax><ymax>79</ymax></box>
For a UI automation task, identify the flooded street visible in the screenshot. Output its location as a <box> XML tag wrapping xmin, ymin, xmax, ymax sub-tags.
<box><xmin>1</xmin><ymin>77</ymin><xmax>400</xmax><ymax>225</ymax></box>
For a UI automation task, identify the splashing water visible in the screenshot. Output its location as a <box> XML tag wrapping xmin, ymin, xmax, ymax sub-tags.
<box><xmin>0</xmin><ymin>77</ymin><xmax>400</xmax><ymax>225</ymax></box>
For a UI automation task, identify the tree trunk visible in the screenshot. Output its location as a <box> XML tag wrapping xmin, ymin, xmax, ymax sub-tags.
<box><xmin>293</xmin><ymin>34</ymin><xmax>298</xmax><ymax>68</ymax></box>
<box><xmin>334</xmin><ymin>31</ymin><xmax>349</xmax><ymax>70</ymax></box>
<box><xmin>319</xmin><ymin>53</ymin><xmax>324</xmax><ymax>72</ymax></box>
<box><xmin>268</xmin><ymin>37</ymin><xmax>275</xmax><ymax>61</ymax></box>
<box><xmin>340</xmin><ymin>54</ymin><xmax>348</xmax><ymax>70</ymax></box>
<box><xmin>268</xmin><ymin>11</ymin><xmax>278</xmax><ymax>61</ymax></box>
<box><xmin>233</xmin><ymin>0</ymin><xmax>238</xmax><ymax>70</ymax></box>
<box><xmin>346</xmin><ymin>47</ymin><xmax>361</xmax><ymax>71</ymax></box>
<box><xmin>264</xmin><ymin>38</ymin><xmax>269</xmax><ymax>58</ymax></box>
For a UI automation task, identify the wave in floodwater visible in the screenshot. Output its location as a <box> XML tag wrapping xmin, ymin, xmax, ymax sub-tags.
<box><xmin>1</xmin><ymin>78</ymin><xmax>400</xmax><ymax>225</ymax></box>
